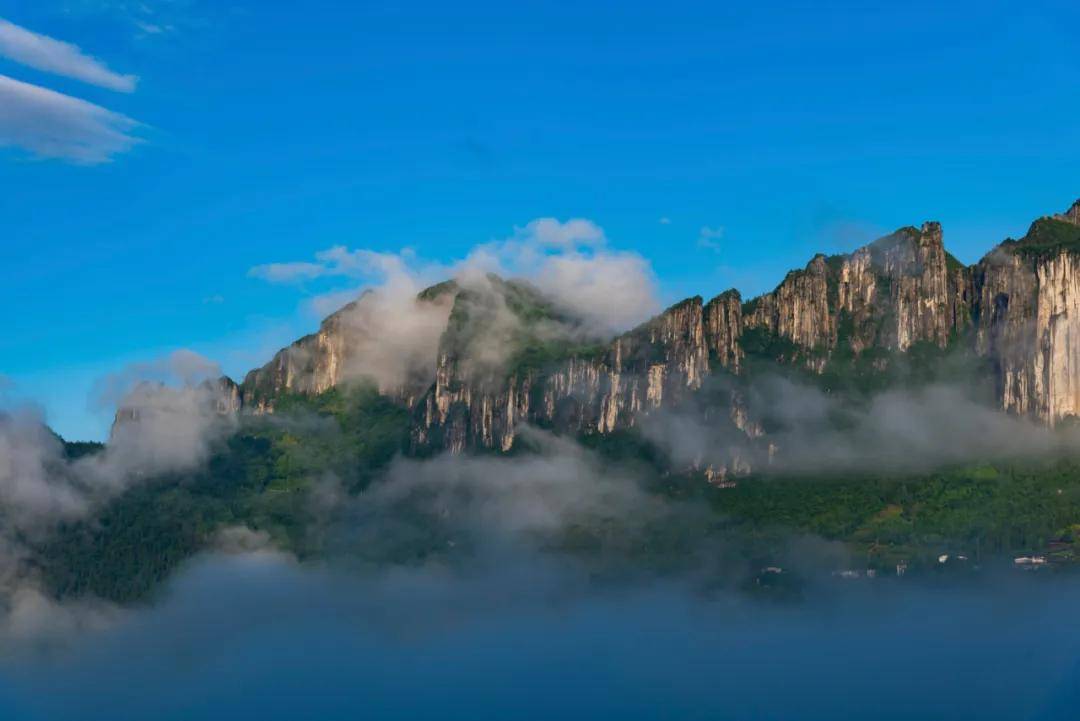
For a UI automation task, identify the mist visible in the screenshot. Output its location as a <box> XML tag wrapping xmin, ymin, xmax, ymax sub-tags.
<box><xmin>640</xmin><ymin>371</ymin><xmax>1080</xmax><ymax>478</ymax></box>
<box><xmin>1</xmin><ymin>550</ymin><xmax>1078</xmax><ymax>721</ymax></box>
<box><xmin>0</xmin><ymin>351</ymin><xmax>238</xmax><ymax>639</ymax></box>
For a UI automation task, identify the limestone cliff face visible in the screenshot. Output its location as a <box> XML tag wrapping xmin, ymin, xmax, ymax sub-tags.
<box><xmin>879</xmin><ymin>222</ymin><xmax>969</xmax><ymax>351</ymax></box>
<box><xmin>209</xmin><ymin>376</ymin><xmax>243</xmax><ymax>416</ymax></box>
<box><xmin>973</xmin><ymin>203</ymin><xmax>1080</xmax><ymax>424</ymax></box>
<box><xmin>110</xmin><ymin>376</ymin><xmax>241</xmax><ymax>439</ymax></box>
<box><xmin>240</xmin><ymin>285</ymin><xmax>456</xmax><ymax>411</ymax></box>
<box><xmin>745</xmin><ymin>254</ymin><xmax>834</xmax><ymax>360</ymax></box>
<box><xmin>240</xmin><ymin>301</ymin><xmax>358</xmax><ymax>411</ymax></box>
<box><xmin>412</xmin><ymin>293</ymin><xmax>751</xmax><ymax>455</ymax></box>
<box><xmin>704</xmin><ymin>290</ymin><xmax>744</xmax><ymax>372</ymax></box>
<box><xmin>744</xmin><ymin>222</ymin><xmax>970</xmax><ymax>364</ymax></box>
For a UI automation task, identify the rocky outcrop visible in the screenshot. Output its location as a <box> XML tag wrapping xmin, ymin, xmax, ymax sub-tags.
<box><xmin>745</xmin><ymin>254</ymin><xmax>834</xmax><ymax>360</ymax></box>
<box><xmin>414</xmin><ymin>294</ymin><xmax>716</xmax><ymax>452</ymax></box>
<box><xmin>973</xmin><ymin>203</ymin><xmax>1080</xmax><ymax>425</ymax></box>
<box><xmin>240</xmin><ymin>284</ymin><xmax>456</xmax><ymax>411</ymax></box>
<box><xmin>1055</xmin><ymin>200</ymin><xmax>1080</xmax><ymax>226</ymax></box>
<box><xmin>240</xmin><ymin>302</ymin><xmax>359</xmax><ymax>411</ymax></box>
<box><xmin>704</xmin><ymin>290</ymin><xmax>744</xmax><ymax>372</ymax></box>
<box><xmin>743</xmin><ymin>222</ymin><xmax>970</xmax><ymax>365</ymax></box>
<box><xmin>110</xmin><ymin>376</ymin><xmax>241</xmax><ymax>440</ymax></box>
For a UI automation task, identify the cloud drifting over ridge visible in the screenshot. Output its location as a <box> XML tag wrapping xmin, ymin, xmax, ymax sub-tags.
<box><xmin>250</xmin><ymin>218</ymin><xmax>661</xmax><ymax>335</ymax></box>
<box><xmin>0</xmin><ymin>19</ymin><xmax>137</xmax><ymax>92</ymax></box>
<box><xmin>0</xmin><ymin>349</ymin><xmax>236</xmax><ymax>638</ymax></box>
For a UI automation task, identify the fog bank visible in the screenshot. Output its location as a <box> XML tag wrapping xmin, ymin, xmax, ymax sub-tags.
<box><xmin>0</xmin><ymin>552</ymin><xmax>1077</xmax><ymax>721</ymax></box>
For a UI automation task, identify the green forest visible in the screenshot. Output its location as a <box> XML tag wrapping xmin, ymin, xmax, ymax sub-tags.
<box><xmin>33</xmin><ymin>380</ymin><xmax>1080</xmax><ymax>606</ymax></box>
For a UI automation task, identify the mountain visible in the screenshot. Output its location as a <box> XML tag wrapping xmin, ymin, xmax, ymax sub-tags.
<box><xmin>225</xmin><ymin>201</ymin><xmax>1080</xmax><ymax>469</ymax></box>
<box><xmin>30</xmin><ymin>199</ymin><xmax>1080</xmax><ymax>606</ymax></box>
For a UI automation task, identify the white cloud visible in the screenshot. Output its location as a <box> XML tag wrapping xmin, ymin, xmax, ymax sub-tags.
<box><xmin>0</xmin><ymin>18</ymin><xmax>137</xmax><ymax>92</ymax></box>
<box><xmin>134</xmin><ymin>21</ymin><xmax>169</xmax><ymax>36</ymax></box>
<box><xmin>92</xmin><ymin>349</ymin><xmax>221</xmax><ymax>410</ymax></box>
<box><xmin>251</xmin><ymin>218</ymin><xmax>660</xmax><ymax>335</ymax></box>
<box><xmin>247</xmin><ymin>260</ymin><xmax>327</xmax><ymax>283</ymax></box>
<box><xmin>249</xmin><ymin>247</ymin><xmax>434</xmax><ymax>286</ymax></box>
<box><xmin>510</xmin><ymin>217</ymin><xmax>605</xmax><ymax>249</ymax></box>
<box><xmin>531</xmin><ymin>250</ymin><xmax>659</xmax><ymax>333</ymax></box>
<box><xmin>0</xmin><ymin>73</ymin><xmax>140</xmax><ymax>163</ymax></box>
<box><xmin>464</xmin><ymin>218</ymin><xmax>659</xmax><ymax>333</ymax></box>
<box><xmin>697</xmin><ymin>225</ymin><xmax>724</xmax><ymax>252</ymax></box>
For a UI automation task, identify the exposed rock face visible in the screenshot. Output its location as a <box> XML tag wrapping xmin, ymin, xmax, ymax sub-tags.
<box><xmin>704</xmin><ymin>290</ymin><xmax>744</xmax><ymax>372</ymax></box>
<box><xmin>240</xmin><ymin>303</ymin><xmax>358</xmax><ymax>411</ymax></box>
<box><xmin>208</xmin><ymin>376</ymin><xmax>243</xmax><ymax>416</ymax></box>
<box><xmin>110</xmin><ymin>376</ymin><xmax>241</xmax><ymax>441</ymax></box>
<box><xmin>973</xmin><ymin>205</ymin><xmax>1080</xmax><ymax>424</ymax></box>
<box><xmin>744</xmin><ymin>223</ymin><xmax>970</xmax><ymax>364</ymax></box>
<box><xmin>415</xmin><ymin>295</ymin><xmax>710</xmax><ymax>452</ymax></box>
<box><xmin>745</xmin><ymin>254</ymin><xmax>834</xmax><ymax>359</ymax></box>
<box><xmin>1055</xmin><ymin>200</ymin><xmax>1080</xmax><ymax>226</ymax></box>
<box><xmin>238</xmin><ymin>198</ymin><xmax>1080</xmax><ymax>454</ymax></box>
<box><xmin>240</xmin><ymin>284</ymin><xmax>456</xmax><ymax>411</ymax></box>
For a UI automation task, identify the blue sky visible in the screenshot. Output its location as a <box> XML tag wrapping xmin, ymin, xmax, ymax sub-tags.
<box><xmin>2</xmin><ymin>0</ymin><xmax>1079</xmax><ymax>441</ymax></box>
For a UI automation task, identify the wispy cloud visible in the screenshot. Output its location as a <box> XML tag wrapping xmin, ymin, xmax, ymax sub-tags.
<box><xmin>697</xmin><ymin>225</ymin><xmax>724</xmax><ymax>252</ymax></box>
<box><xmin>247</xmin><ymin>260</ymin><xmax>327</xmax><ymax>284</ymax></box>
<box><xmin>0</xmin><ymin>18</ymin><xmax>137</xmax><ymax>92</ymax></box>
<box><xmin>60</xmin><ymin>0</ymin><xmax>195</xmax><ymax>36</ymax></box>
<box><xmin>134</xmin><ymin>20</ymin><xmax>172</xmax><ymax>37</ymax></box>
<box><xmin>249</xmin><ymin>247</ymin><xmax>422</xmax><ymax>285</ymax></box>
<box><xmin>0</xmin><ymin>18</ymin><xmax>143</xmax><ymax>163</ymax></box>
<box><xmin>509</xmin><ymin>217</ymin><xmax>605</xmax><ymax>249</ymax></box>
<box><xmin>251</xmin><ymin>218</ymin><xmax>660</xmax><ymax>335</ymax></box>
<box><xmin>0</xmin><ymin>74</ymin><xmax>140</xmax><ymax>163</ymax></box>
<box><xmin>0</xmin><ymin>73</ymin><xmax>139</xmax><ymax>162</ymax></box>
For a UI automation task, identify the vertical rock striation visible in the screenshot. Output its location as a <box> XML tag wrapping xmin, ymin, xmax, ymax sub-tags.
<box><xmin>413</xmin><ymin>294</ymin><xmax>741</xmax><ymax>453</ymax></box>
<box><xmin>240</xmin><ymin>284</ymin><xmax>456</xmax><ymax>411</ymax></box>
<box><xmin>973</xmin><ymin>202</ymin><xmax>1080</xmax><ymax>424</ymax></box>
<box><xmin>743</xmin><ymin>222</ymin><xmax>970</xmax><ymax>364</ymax></box>
<box><xmin>704</xmin><ymin>290</ymin><xmax>744</xmax><ymax>372</ymax></box>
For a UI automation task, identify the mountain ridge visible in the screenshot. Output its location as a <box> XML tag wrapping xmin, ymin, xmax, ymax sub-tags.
<box><xmin>214</xmin><ymin>199</ymin><xmax>1080</xmax><ymax>471</ymax></box>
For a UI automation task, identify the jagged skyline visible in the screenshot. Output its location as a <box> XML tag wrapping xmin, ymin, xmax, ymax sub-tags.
<box><xmin>5</xmin><ymin>1</ymin><xmax>1080</xmax><ymax>442</ymax></box>
<box><xmin>198</xmin><ymin>199</ymin><xmax>1080</xmax><ymax>475</ymax></box>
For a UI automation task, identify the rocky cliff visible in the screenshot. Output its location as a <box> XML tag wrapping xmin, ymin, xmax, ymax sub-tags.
<box><xmin>240</xmin><ymin>282</ymin><xmax>457</xmax><ymax>411</ymax></box>
<box><xmin>972</xmin><ymin>205</ymin><xmax>1080</xmax><ymax>424</ymax></box>
<box><xmin>410</xmin><ymin>284</ymin><xmax>756</xmax><ymax>456</ymax></box>
<box><xmin>233</xmin><ymin>199</ymin><xmax>1080</xmax><ymax>460</ymax></box>
<box><xmin>742</xmin><ymin>222</ymin><xmax>971</xmax><ymax>364</ymax></box>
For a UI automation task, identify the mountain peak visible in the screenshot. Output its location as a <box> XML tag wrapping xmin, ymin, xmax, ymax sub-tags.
<box><xmin>1053</xmin><ymin>199</ymin><xmax>1080</xmax><ymax>226</ymax></box>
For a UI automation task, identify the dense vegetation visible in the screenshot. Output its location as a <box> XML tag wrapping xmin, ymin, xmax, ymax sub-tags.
<box><xmin>37</xmin><ymin>384</ymin><xmax>410</xmax><ymax>603</ymax></box>
<box><xmin>34</xmin><ymin>373</ymin><xmax>1080</xmax><ymax>606</ymax></box>
<box><xmin>1006</xmin><ymin>218</ymin><xmax>1080</xmax><ymax>260</ymax></box>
